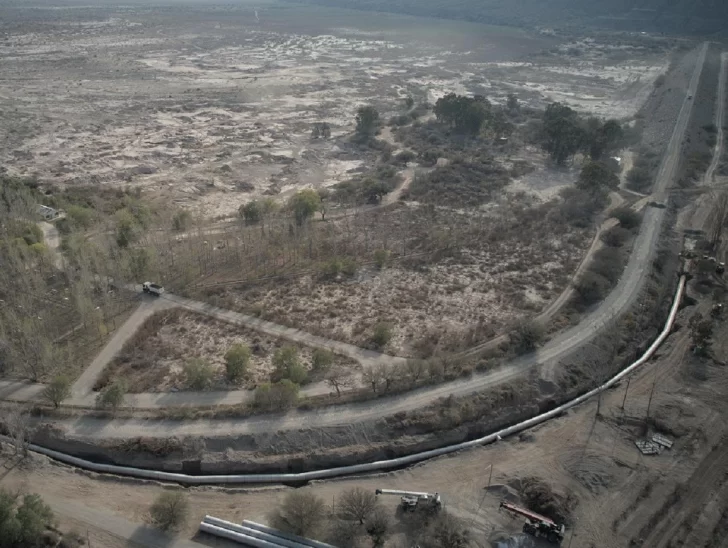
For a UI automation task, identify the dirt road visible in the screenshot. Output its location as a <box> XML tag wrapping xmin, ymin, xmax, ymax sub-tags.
<box><xmin>704</xmin><ymin>52</ymin><xmax>727</xmax><ymax>186</ymax></box>
<box><xmin>42</xmin><ymin>494</ymin><xmax>205</xmax><ymax>548</ymax></box>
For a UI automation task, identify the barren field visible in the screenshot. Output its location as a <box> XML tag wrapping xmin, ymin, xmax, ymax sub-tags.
<box><xmin>95</xmin><ymin>308</ymin><xmax>358</xmax><ymax>392</ymax></box>
<box><xmin>0</xmin><ymin>3</ymin><xmax>671</xmax><ymax>219</ymax></box>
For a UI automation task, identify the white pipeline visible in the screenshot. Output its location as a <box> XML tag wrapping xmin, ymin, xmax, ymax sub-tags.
<box><xmin>13</xmin><ymin>276</ymin><xmax>686</xmax><ymax>485</ymax></box>
<box><xmin>199</xmin><ymin>522</ymin><xmax>287</xmax><ymax>547</ymax></box>
<box><xmin>202</xmin><ymin>516</ymin><xmax>310</xmax><ymax>548</ymax></box>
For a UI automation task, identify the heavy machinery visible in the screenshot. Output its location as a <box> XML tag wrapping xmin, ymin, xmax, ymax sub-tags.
<box><xmin>375</xmin><ymin>489</ymin><xmax>442</xmax><ymax>513</ymax></box>
<box><xmin>499</xmin><ymin>501</ymin><xmax>565</xmax><ymax>544</ymax></box>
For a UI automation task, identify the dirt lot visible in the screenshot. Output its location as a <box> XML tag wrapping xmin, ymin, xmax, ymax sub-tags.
<box><xmin>3</xmin><ymin>283</ymin><xmax>728</xmax><ymax>547</ymax></box>
<box><xmin>0</xmin><ymin>3</ymin><xmax>671</xmax><ymax>220</ymax></box>
<box><xmin>95</xmin><ymin>308</ymin><xmax>358</xmax><ymax>392</ymax></box>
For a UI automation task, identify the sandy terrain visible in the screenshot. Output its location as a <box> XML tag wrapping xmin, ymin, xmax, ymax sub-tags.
<box><xmin>0</xmin><ymin>4</ymin><xmax>670</xmax><ymax>219</ymax></box>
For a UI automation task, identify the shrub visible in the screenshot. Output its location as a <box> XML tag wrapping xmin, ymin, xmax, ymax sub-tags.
<box><xmin>224</xmin><ymin>343</ymin><xmax>251</xmax><ymax>383</ymax></box>
<box><xmin>312</xmin><ymin>348</ymin><xmax>334</xmax><ymax>371</ymax></box>
<box><xmin>42</xmin><ymin>374</ymin><xmax>72</xmax><ymax>408</ymax></box>
<box><xmin>171</xmin><ymin>210</ymin><xmax>191</xmax><ymax>231</ymax></box>
<box><xmin>96</xmin><ymin>380</ymin><xmax>127</xmax><ymax>411</ymax></box>
<box><xmin>574</xmin><ymin>271</ymin><xmax>611</xmax><ymax>306</ymax></box>
<box><xmin>394</xmin><ymin>150</ymin><xmax>416</xmax><ymax>164</ymax></box>
<box><xmin>373</xmin><ymin>249</ymin><xmax>390</xmax><ymax>269</ymax></box>
<box><xmin>510</xmin><ymin>320</ymin><xmax>545</xmax><ymax>355</ymax></box>
<box><xmin>183</xmin><ymin>358</ymin><xmax>214</xmax><ymax>390</ymax></box>
<box><xmin>600</xmin><ymin>226</ymin><xmax>631</xmax><ymax>247</ymax></box>
<box><xmin>589</xmin><ymin>247</ymin><xmax>623</xmax><ymax>284</ymax></box>
<box><xmin>340</xmin><ymin>257</ymin><xmax>357</xmax><ymax>277</ymax></box>
<box><xmin>371</xmin><ymin>322</ymin><xmax>393</xmax><ymax>349</ymax></box>
<box><xmin>611</xmin><ymin>207</ymin><xmax>641</xmax><ymax>229</ymax></box>
<box><xmin>272</xmin><ymin>346</ymin><xmax>307</xmax><ymax>383</ymax></box>
<box><xmin>66</xmin><ymin>205</ymin><xmax>96</xmax><ymax>230</ymax></box>
<box><xmin>626</xmin><ymin>166</ymin><xmax>652</xmax><ymax>191</ymax></box>
<box><xmin>149</xmin><ymin>491</ymin><xmax>188</xmax><ymax>531</ymax></box>
<box><xmin>254</xmin><ymin>380</ymin><xmax>300</xmax><ymax>410</ymax></box>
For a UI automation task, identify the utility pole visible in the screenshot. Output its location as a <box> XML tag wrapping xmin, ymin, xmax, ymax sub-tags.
<box><xmin>621</xmin><ymin>376</ymin><xmax>631</xmax><ymax>411</ymax></box>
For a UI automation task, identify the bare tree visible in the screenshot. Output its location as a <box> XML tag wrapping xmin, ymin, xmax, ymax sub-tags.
<box><xmin>325</xmin><ymin>367</ymin><xmax>354</xmax><ymax>397</ymax></box>
<box><xmin>365</xmin><ymin>507</ymin><xmax>391</xmax><ymax>548</ymax></box>
<box><xmin>338</xmin><ymin>488</ymin><xmax>378</xmax><ymax>524</ymax></box>
<box><xmin>707</xmin><ymin>191</ymin><xmax>728</xmax><ymax>250</ymax></box>
<box><xmin>4</xmin><ymin>405</ymin><xmax>32</xmax><ymax>456</ymax></box>
<box><xmin>271</xmin><ymin>491</ymin><xmax>327</xmax><ymax>537</ymax></box>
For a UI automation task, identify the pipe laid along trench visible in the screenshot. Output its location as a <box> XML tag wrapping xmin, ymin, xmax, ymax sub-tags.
<box><xmin>7</xmin><ymin>276</ymin><xmax>686</xmax><ymax>485</ymax></box>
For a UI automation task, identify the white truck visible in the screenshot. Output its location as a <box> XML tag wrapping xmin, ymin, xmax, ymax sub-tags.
<box><xmin>142</xmin><ymin>282</ymin><xmax>164</xmax><ymax>296</ymax></box>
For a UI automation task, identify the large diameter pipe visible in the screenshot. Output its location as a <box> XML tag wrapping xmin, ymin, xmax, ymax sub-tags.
<box><xmin>200</xmin><ymin>522</ymin><xmax>287</xmax><ymax>547</ymax></box>
<box><xmin>202</xmin><ymin>516</ymin><xmax>310</xmax><ymax>548</ymax></box>
<box><xmin>8</xmin><ymin>276</ymin><xmax>686</xmax><ymax>485</ymax></box>
<box><xmin>241</xmin><ymin>520</ymin><xmax>339</xmax><ymax>548</ymax></box>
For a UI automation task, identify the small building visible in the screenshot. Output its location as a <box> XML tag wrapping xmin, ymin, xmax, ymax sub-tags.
<box><xmin>37</xmin><ymin>205</ymin><xmax>60</xmax><ymax>221</ymax></box>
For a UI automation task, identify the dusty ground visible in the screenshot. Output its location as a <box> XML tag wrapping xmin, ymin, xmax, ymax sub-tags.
<box><xmin>2</xmin><ymin>282</ymin><xmax>727</xmax><ymax>547</ymax></box>
<box><xmin>95</xmin><ymin>308</ymin><xmax>358</xmax><ymax>392</ymax></box>
<box><xmin>0</xmin><ymin>3</ymin><xmax>671</xmax><ymax>220</ymax></box>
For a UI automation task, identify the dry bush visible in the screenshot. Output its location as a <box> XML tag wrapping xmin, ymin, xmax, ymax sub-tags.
<box><xmin>149</xmin><ymin>491</ymin><xmax>188</xmax><ymax>531</ymax></box>
<box><xmin>519</xmin><ymin>477</ymin><xmax>576</xmax><ymax>525</ymax></box>
<box><xmin>270</xmin><ymin>491</ymin><xmax>327</xmax><ymax>537</ymax></box>
<box><xmin>338</xmin><ymin>488</ymin><xmax>378</xmax><ymax>524</ymax></box>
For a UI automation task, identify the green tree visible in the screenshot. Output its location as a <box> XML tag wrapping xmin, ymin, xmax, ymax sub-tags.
<box><xmin>66</xmin><ymin>205</ymin><xmax>96</xmax><ymax>230</ymax></box>
<box><xmin>42</xmin><ymin>374</ymin><xmax>72</xmax><ymax>408</ymax></box>
<box><xmin>541</xmin><ymin>102</ymin><xmax>584</xmax><ymax>165</ymax></box>
<box><xmin>506</xmin><ymin>93</ymin><xmax>520</xmax><ymax>113</ymax></box>
<box><xmin>150</xmin><ymin>491</ymin><xmax>188</xmax><ymax>532</ymax></box>
<box><xmin>355</xmin><ymin>106</ymin><xmax>380</xmax><ymax>138</ymax></box>
<box><xmin>96</xmin><ymin>380</ymin><xmax>127</xmax><ymax>411</ymax></box>
<box><xmin>183</xmin><ymin>358</ymin><xmax>214</xmax><ymax>390</ymax></box>
<box><xmin>289</xmin><ymin>189</ymin><xmax>320</xmax><ymax>226</ymax></box>
<box><xmin>272</xmin><ymin>346</ymin><xmax>307</xmax><ymax>383</ymax></box>
<box><xmin>14</xmin><ymin>493</ymin><xmax>55</xmax><ymax>547</ymax></box>
<box><xmin>576</xmin><ymin>162</ymin><xmax>619</xmax><ymax>195</ymax></box>
<box><xmin>114</xmin><ymin>209</ymin><xmax>138</xmax><ymax>248</ymax></box>
<box><xmin>434</xmin><ymin>93</ymin><xmax>490</xmax><ymax>134</ymax></box>
<box><xmin>224</xmin><ymin>343</ymin><xmax>251</xmax><ymax>383</ymax></box>
<box><xmin>312</xmin><ymin>348</ymin><xmax>334</xmax><ymax>371</ymax></box>
<box><xmin>239</xmin><ymin>200</ymin><xmax>262</xmax><ymax>225</ymax></box>
<box><xmin>271</xmin><ymin>492</ymin><xmax>327</xmax><ymax>537</ymax></box>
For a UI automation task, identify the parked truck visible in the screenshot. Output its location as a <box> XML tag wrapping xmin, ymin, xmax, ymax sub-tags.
<box><xmin>142</xmin><ymin>282</ymin><xmax>164</xmax><ymax>296</ymax></box>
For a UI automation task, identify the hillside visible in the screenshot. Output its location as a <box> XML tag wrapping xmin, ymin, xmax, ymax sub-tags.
<box><xmin>294</xmin><ymin>0</ymin><xmax>728</xmax><ymax>35</ymax></box>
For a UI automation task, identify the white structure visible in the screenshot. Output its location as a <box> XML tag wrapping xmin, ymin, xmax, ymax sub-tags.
<box><xmin>37</xmin><ymin>205</ymin><xmax>59</xmax><ymax>221</ymax></box>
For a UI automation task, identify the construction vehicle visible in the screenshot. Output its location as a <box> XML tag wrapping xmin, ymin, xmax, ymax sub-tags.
<box><xmin>375</xmin><ymin>489</ymin><xmax>442</xmax><ymax>513</ymax></box>
<box><xmin>142</xmin><ymin>282</ymin><xmax>164</xmax><ymax>296</ymax></box>
<box><xmin>499</xmin><ymin>501</ymin><xmax>565</xmax><ymax>544</ymax></box>
<box><xmin>717</xmin><ymin>262</ymin><xmax>725</xmax><ymax>275</ymax></box>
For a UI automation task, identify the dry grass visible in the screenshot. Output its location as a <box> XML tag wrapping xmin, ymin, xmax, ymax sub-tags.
<box><xmin>210</xmin><ymin>195</ymin><xmax>590</xmax><ymax>357</ymax></box>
